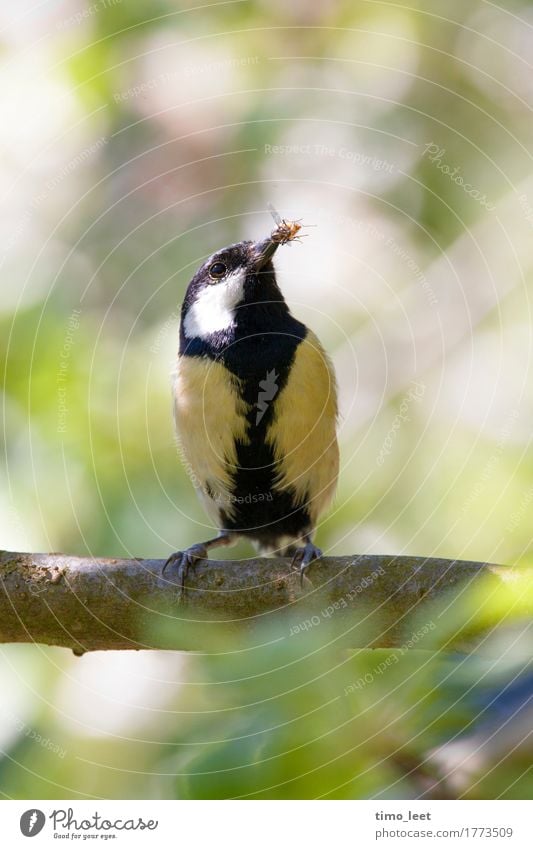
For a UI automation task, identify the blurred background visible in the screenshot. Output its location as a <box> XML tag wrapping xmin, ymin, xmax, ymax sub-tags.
<box><xmin>0</xmin><ymin>0</ymin><xmax>532</xmax><ymax>799</ymax></box>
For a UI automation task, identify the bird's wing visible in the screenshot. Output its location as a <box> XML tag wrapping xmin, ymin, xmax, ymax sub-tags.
<box><xmin>172</xmin><ymin>355</ymin><xmax>250</xmax><ymax>522</ymax></box>
<box><xmin>266</xmin><ymin>329</ymin><xmax>339</xmax><ymax>527</ymax></box>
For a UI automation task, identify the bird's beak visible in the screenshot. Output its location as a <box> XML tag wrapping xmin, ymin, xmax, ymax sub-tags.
<box><xmin>253</xmin><ymin>236</ymin><xmax>279</xmax><ymax>272</ymax></box>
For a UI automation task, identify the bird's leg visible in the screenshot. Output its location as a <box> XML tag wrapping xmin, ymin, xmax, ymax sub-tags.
<box><xmin>290</xmin><ymin>534</ymin><xmax>323</xmax><ymax>587</ymax></box>
<box><xmin>162</xmin><ymin>532</ymin><xmax>233</xmax><ymax>603</ymax></box>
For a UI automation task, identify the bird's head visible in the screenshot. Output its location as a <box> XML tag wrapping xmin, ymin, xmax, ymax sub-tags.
<box><xmin>180</xmin><ymin>234</ymin><xmax>285</xmax><ymax>346</ymax></box>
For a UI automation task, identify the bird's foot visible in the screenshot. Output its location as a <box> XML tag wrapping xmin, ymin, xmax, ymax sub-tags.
<box><xmin>162</xmin><ymin>543</ymin><xmax>208</xmax><ymax>603</ymax></box>
<box><xmin>291</xmin><ymin>542</ymin><xmax>322</xmax><ymax>588</ymax></box>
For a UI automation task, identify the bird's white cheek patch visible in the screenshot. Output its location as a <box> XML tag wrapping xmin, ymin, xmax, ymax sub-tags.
<box><xmin>183</xmin><ymin>268</ymin><xmax>245</xmax><ymax>339</ymax></box>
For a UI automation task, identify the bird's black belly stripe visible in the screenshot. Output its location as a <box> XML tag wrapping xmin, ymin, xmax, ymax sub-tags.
<box><xmin>219</xmin><ymin>326</ymin><xmax>312</xmax><ymax>544</ymax></box>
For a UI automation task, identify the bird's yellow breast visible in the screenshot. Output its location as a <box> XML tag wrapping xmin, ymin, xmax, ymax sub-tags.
<box><xmin>266</xmin><ymin>330</ymin><xmax>339</xmax><ymax>526</ymax></box>
<box><xmin>172</xmin><ymin>356</ymin><xmax>250</xmax><ymax>520</ymax></box>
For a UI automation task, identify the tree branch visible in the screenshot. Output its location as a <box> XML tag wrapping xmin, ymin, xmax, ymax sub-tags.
<box><xmin>0</xmin><ymin>550</ymin><xmax>521</xmax><ymax>654</ymax></box>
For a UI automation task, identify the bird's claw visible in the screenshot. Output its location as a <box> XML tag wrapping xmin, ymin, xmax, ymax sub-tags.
<box><xmin>291</xmin><ymin>542</ymin><xmax>322</xmax><ymax>588</ymax></box>
<box><xmin>162</xmin><ymin>543</ymin><xmax>207</xmax><ymax>603</ymax></box>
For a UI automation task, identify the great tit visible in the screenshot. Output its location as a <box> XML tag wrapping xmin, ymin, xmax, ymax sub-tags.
<box><xmin>165</xmin><ymin>217</ymin><xmax>339</xmax><ymax>596</ymax></box>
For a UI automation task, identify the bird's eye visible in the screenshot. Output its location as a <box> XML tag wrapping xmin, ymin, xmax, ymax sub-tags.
<box><xmin>209</xmin><ymin>261</ymin><xmax>227</xmax><ymax>279</ymax></box>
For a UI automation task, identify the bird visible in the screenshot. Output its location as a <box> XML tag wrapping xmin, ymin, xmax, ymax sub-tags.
<box><xmin>164</xmin><ymin>214</ymin><xmax>339</xmax><ymax>598</ymax></box>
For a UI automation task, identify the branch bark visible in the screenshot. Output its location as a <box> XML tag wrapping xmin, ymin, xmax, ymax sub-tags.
<box><xmin>0</xmin><ymin>550</ymin><xmax>522</xmax><ymax>654</ymax></box>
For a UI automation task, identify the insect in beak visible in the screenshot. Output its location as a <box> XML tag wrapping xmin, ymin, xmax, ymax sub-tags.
<box><xmin>253</xmin><ymin>206</ymin><xmax>309</xmax><ymax>272</ymax></box>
